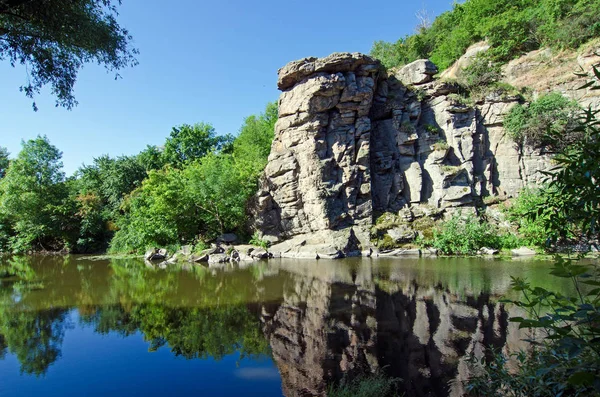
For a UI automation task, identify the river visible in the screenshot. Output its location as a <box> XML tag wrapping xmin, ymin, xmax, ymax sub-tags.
<box><xmin>0</xmin><ymin>255</ymin><xmax>570</xmax><ymax>396</ymax></box>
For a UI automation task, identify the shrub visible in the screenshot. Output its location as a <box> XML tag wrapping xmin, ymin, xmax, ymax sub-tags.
<box><xmin>447</xmin><ymin>93</ymin><xmax>473</xmax><ymax>107</ymax></box>
<box><xmin>504</xmin><ymin>93</ymin><xmax>580</xmax><ymax>151</ymax></box>
<box><xmin>504</xmin><ymin>188</ymin><xmax>570</xmax><ymax>248</ymax></box>
<box><xmin>459</xmin><ymin>54</ymin><xmax>502</xmax><ymax>91</ymax></box>
<box><xmin>467</xmin><ymin>257</ymin><xmax>600</xmax><ymax>396</ymax></box>
<box><xmin>431</xmin><ymin>211</ymin><xmax>519</xmax><ymax>255</ymax></box>
<box><xmin>370</xmin><ymin>0</ymin><xmax>600</xmax><ymax>72</ymax></box>
<box><xmin>327</xmin><ymin>372</ymin><xmax>399</xmax><ymax>397</ymax></box>
<box><xmin>249</xmin><ymin>231</ymin><xmax>269</xmax><ymax>249</ymax></box>
<box><xmin>424</xmin><ymin>124</ymin><xmax>441</xmax><ymax>134</ymax></box>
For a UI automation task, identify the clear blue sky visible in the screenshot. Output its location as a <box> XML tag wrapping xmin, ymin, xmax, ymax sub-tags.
<box><xmin>0</xmin><ymin>0</ymin><xmax>453</xmax><ymax>175</ymax></box>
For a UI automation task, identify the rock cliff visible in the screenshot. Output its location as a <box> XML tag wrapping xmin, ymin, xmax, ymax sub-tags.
<box><xmin>252</xmin><ymin>52</ymin><xmax>570</xmax><ymax>255</ymax></box>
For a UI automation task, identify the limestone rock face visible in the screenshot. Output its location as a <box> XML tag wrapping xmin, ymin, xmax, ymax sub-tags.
<box><xmin>254</xmin><ymin>53</ymin><xmax>380</xmax><ymax>248</ymax></box>
<box><xmin>394</xmin><ymin>59</ymin><xmax>438</xmax><ymax>85</ymax></box>
<box><xmin>254</xmin><ymin>53</ymin><xmax>556</xmax><ymax>249</ymax></box>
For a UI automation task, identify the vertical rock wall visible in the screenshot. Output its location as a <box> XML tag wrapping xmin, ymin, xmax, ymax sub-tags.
<box><xmin>254</xmin><ymin>53</ymin><xmax>554</xmax><ymax>252</ymax></box>
<box><xmin>254</xmin><ymin>53</ymin><xmax>379</xmax><ymax>246</ymax></box>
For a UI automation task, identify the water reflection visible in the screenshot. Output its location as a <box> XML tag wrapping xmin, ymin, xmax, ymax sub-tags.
<box><xmin>0</xmin><ymin>255</ymin><xmax>569</xmax><ymax>396</ymax></box>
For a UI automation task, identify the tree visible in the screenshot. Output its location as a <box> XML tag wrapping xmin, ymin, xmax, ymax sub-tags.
<box><xmin>0</xmin><ymin>146</ymin><xmax>9</xmax><ymax>178</ymax></box>
<box><xmin>233</xmin><ymin>101</ymin><xmax>277</xmax><ymax>178</ymax></box>
<box><xmin>109</xmin><ymin>167</ymin><xmax>196</xmax><ymax>253</ymax></box>
<box><xmin>0</xmin><ymin>0</ymin><xmax>138</xmax><ymax>110</ymax></box>
<box><xmin>163</xmin><ymin>123</ymin><xmax>233</xmax><ymax>167</ymax></box>
<box><xmin>0</xmin><ymin>135</ymin><xmax>73</xmax><ymax>252</ymax></box>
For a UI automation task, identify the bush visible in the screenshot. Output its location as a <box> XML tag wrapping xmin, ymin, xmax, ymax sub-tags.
<box><xmin>467</xmin><ymin>257</ymin><xmax>600</xmax><ymax>396</ymax></box>
<box><xmin>327</xmin><ymin>373</ymin><xmax>399</xmax><ymax>397</ymax></box>
<box><xmin>431</xmin><ymin>211</ymin><xmax>519</xmax><ymax>255</ymax></box>
<box><xmin>370</xmin><ymin>0</ymin><xmax>600</xmax><ymax>72</ymax></box>
<box><xmin>504</xmin><ymin>92</ymin><xmax>580</xmax><ymax>150</ymax></box>
<box><xmin>504</xmin><ymin>188</ymin><xmax>570</xmax><ymax>248</ymax></box>
<box><xmin>459</xmin><ymin>54</ymin><xmax>502</xmax><ymax>91</ymax></box>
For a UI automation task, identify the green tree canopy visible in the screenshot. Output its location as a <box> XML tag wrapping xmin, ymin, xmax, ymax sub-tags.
<box><xmin>0</xmin><ymin>146</ymin><xmax>9</xmax><ymax>178</ymax></box>
<box><xmin>163</xmin><ymin>122</ymin><xmax>233</xmax><ymax>167</ymax></box>
<box><xmin>0</xmin><ymin>135</ymin><xmax>74</xmax><ymax>252</ymax></box>
<box><xmin>0</xmin><ymin>0</ymin><xmax>138</xmax><ymax>110</ymax></box>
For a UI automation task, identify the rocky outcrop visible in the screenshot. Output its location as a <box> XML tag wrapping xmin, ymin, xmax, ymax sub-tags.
<box><xmin>253</xmin><ymin>52</ymin><xmax>558</xmax><ymax>252</ymax></box>
<box><xmin>253</xmin><ymin>53</ymin><xmax>380</xmax><ymax>251</ymax></box>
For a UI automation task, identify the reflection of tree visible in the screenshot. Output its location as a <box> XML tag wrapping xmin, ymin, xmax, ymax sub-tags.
<box><xmin>0</xmin><ymin>255</ymin><xmax>36</xmax><ymax>280</ymax></box>
<box><xmin>79</xmin><ymin>303</ymin><xmax>269</xmax><ymax>360</ymax></box>
<box><xmin>0</xmin><ymin>308</ymin><xmax>69</xmax><ymax>376</ymax></box>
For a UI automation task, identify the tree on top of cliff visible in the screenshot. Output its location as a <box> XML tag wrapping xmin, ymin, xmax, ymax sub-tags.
<box><xmin>0</xmin><ymin>0</ymin><xmax>138</xmax><ymax>110</ymax></box>
<box><xmin>371</xmin><ymin>0</ymin><xmax>600</xmax><ymax>70</ymax></box>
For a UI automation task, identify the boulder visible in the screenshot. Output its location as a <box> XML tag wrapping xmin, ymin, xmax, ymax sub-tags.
<box><xmin>191</xmin><ymin>247</ymin><xmax>222</xmax><ymax>262</ymax></box>
<box><xmin>479</xmin><ymin>247</ymin><xmax>499</xmax><ymax>255</ymax></box>
<box><xmin>378</xmin><ymin>248</ymin><xmax>421</xmax><ymax>257</ymax></box>
<box><xmin>394</xmin><ymin>59</ymin><xmax>438</xmax><ymax>85</ymax></box>
<box><xmin>421</xmin><ymin>247</ymin><xmax>439</xmax><ymax>256</ymax></box>
<box><xmin>232</xmin><ymin>245</ymin><xmax>256</xmax><ymax>256</ymax></box>
<box><xmin>511</xmin><ymin>247</ymin><xmax>536</xmax><ymax>256</ymax></box>
<box><xmin>250</xmin><ymin>249</ymin><xmax>270</xmax><ymax>260</ymax></box>
<box><xmin>208</xmin><ymin>253</ymin><xmax>229</xmax><ymax>264</ymax></box>
<box><xmin>387</xmin><ymin>226</ymin><xmax>417</xmax><ymax>243</ymax></box>
<box><xmin>145</xmin><ymin>248</ymin><xmax>167</xmax><ymax>261</ymax></box>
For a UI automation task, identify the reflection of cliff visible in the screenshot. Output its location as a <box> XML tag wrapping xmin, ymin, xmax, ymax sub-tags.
<box><xmin>262</xmin><ymin>261</ymin><xmax>528</xmax><ymax>397</ymax></box>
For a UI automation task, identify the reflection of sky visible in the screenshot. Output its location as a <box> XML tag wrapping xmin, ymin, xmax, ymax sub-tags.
<box><xmin>0</xmin><ymin>311</ymin><xmax>283</xmax><ymax>397</ymax></box>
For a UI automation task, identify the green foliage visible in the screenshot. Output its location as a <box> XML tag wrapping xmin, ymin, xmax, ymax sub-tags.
<box><xmin>0</xmin><ymin>0</ymin><xmax>138</xmax><ymax>110</ymax></box>
<box><xmin>505</xmin><ymin>92</ymin><xmax>580</xmax><ymax>150</ymax></box>
<box><xmin>0</xmin><ymin>102</ymin><xmax>277</xmax><ymax>254</ymax></box>
<box><xmin>0</xmin><ymin>136</ymin><xmax>76</xmax><ymax>252</ymax></box>
<box><xmin>446</xmin><ymin>93</ymin><xmax>473</xmax><ymax>107</ymax></box>
<box><xmin>0</xmin><ymin>147</ymin><xmax>9</xmax><ymax>178</ymax></box>
<box><xmin>432</xmin><ymin>140</ymin><xmax>449</xmax><ymax>151</ymax></box>
<box><xmin>72</xmin><ymin>154</ymin><xmax>151</xmax><ymax>252</ymax></box>
<box><xmin>249</xmin><ymin>232</ymin><xmax>269</xmax><ymax>249</ymax></box>
<box><xmin>327</xmin><ymin>372</ymin><xmax>400</xmax><ymax>397</ymax></box>
<box><xmin>467</xmin><ymin>257</ymin><xmax>600</xmax><ymax>396</ymax></box>
<box><xmin>370</xmin><ymin>0</ymin><xmax>600</xmax><ymax>71</ymax></box>
<box><xmin>163</xmin><ymin>123</ymin><xmax>233</xmax><ymax>167</ymax></box>
<box><xmin>459</xmin><ymin>54</ymin><xmax>502</xmax><ymax>91</ymax></box>
<box><xmin>184</xmin><ymin>154</ymin><xmax>253</xmax><ymax>238</ymax></box>
<box><xmin>424</xmin><ymin>124</ymin><xmax>441</xmax><ymax>134</ymax></box>
<box><xmin>431</xmin><ymin>211</ymin><xmax>520</xmax><ymax>255</ymax></box>
<box><xmin>109</xmin><ymin>167</ymin><xmax>196</xmax><ymax>253</ymax></box>
<box><xmin>110</xmin><ymin>102</ymin><xmax>277</xmax><ymax>253</ymax></box>
<box><xmin>504</xmin><ymin>188</ymin><xmax>568</xmax><ymax>247</ymax></box>
<box><xmin>468</xmin><ymin>69</ymin><xmax>600</xmax><ymax>396</ymax></box>
<box><xmin>532</xmin><ymin>104</ymin><xmax>600</xmax><ymax>243</ymax></box>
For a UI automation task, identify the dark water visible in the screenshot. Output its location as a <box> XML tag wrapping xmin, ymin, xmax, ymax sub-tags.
<box><xmin>0</xmin><ymin>255</ymin><xmax>571</xmax><ymax>396</ymax></box>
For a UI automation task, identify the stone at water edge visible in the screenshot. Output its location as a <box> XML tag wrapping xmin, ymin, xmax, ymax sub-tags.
<box><xmin>479</xmin><ymin>247</ymin><xmax>499</xmax><ymax>255</ymax></box>
<box><xmin>208</xmin><ymin>253</ymin><xmax>229</xmax><ymax>264</ymax></box>
<box><xmin>145</xmin><ymin>248</ymin><xmax>167</xmax><ymax>261</ymax></box>
<box><xmin>511</xmin><ymin>247</ymin><xmax>536</xmax><ymax>256</ymax></box>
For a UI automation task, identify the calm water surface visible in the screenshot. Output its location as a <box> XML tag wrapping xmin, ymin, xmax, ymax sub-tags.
<box><xmin>0</xmin><ymin>255</ymin><xmax>572</xmax><ymax>396</ymax></box>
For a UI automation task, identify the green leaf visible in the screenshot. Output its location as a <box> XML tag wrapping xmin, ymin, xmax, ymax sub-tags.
<box><xmin>568</xmin><ymin>371</ymin><xmax>595</xmax><ymax>386</ymax></box>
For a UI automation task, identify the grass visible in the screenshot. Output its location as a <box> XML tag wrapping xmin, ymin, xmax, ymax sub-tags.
<box><xmin>441</xmin><ymin>165</ymin><xmax>462</xmax><ymax>175</ymax></box>
<box><xmin>327</xmin><ymin>373</ymin><xmax>400</xmax><ymax>397</ymax></box>
<box><xmin>432</xmin><ymin>140</ymin><xmax>449</xmax><ymax>151</ymax></box>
